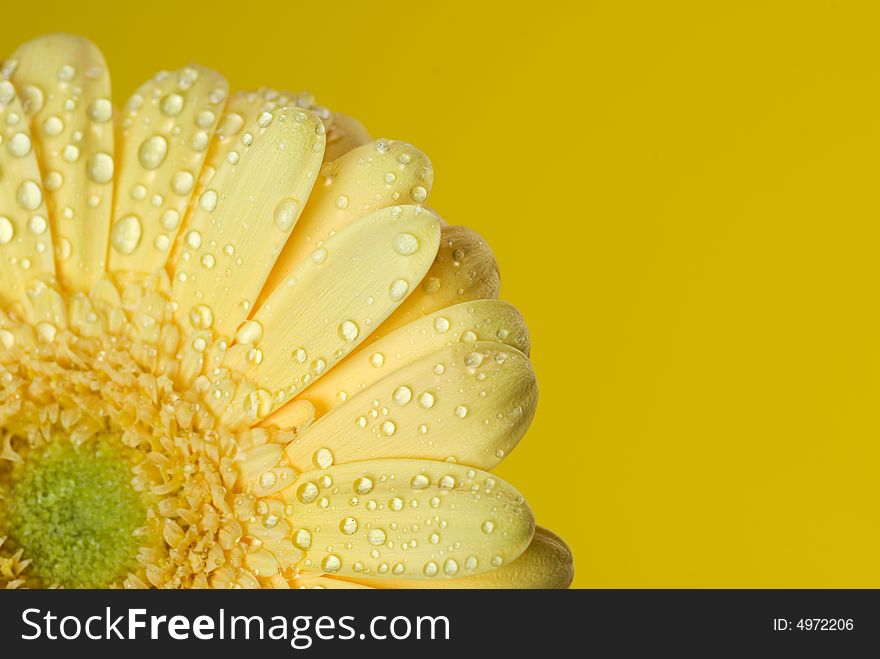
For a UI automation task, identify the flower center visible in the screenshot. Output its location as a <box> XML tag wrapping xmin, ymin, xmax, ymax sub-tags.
<box><xmin>0</xmin><ymin>435</ymin><xmax>148</xmax><ymax>588</ymax></box>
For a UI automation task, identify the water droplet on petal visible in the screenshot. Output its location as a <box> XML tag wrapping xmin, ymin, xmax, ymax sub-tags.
<box><xmin>322</xmin><ymin>554</ymin><xmax>342</xmax><ymax>573</ymax></box>
<box><xmin>16</xmin><ymin>180</ymin><xmax>42</xmax><ymax>210</ymax></box>
<box><xmin>0</xmin><ymin>217</ymin><xmax>14</xmax><ymax>244</ymax></box>
<box><xmin>338</xmin><ymin>319</ymin><xmax>359</xmax><ymax>342</ymax></box>
<box><xmin>199</xmin><ymin>190</ymin><xmax>218</xmax><ymax>212</ymax></box>
<box><xmin>235</xmin><ymin>320</ymin><xmax>263</xmax><ymax>345</ymax></box>
<box><xmin>88</xmin><ymin>98</ymin><xmax>112</xmax><ymax>123</ymax></box>
<box><xmin>340</xmin><ymin>517</ymin><xmax>358</xmax><ymax>535</ymax></box>
<box><xmin>389</xmin><ymin>279</ymin><xmax>409</xmax><ymax>301</ymax></box>
<box><xmin>274</xmin><ymin>198</ymin><xmax>300</xmax><ymax>232</ymax></box>
<box><xmin>393</xmin><ymin>386</ymin><xmax>412</xmax><ymax>405</ymax></box>
<box><xmin>297</xmin><ymin>482</ymin><xmax>319</xmax><ymax>504</ymax></box>
<box><xmin>393</xmin><ymin>232</ymin><xmax>419</xmax><ymax>255</ymax></box>
<box><xmin>354</xmin><ymin>477</ymin><xmax>374</xmax><ymax>494</ymax></box>
<box><xmin>87</xmin><ymin>152</ymin><xmax>114</xmax><ymax>183</ymax></box>
<box><xmin>138</xmin><ymin>135</ymin><xmax>168</xmax><ymax>169</ymax></box>
<box><xmin>110</xmin><ymin>215</ymin><xmax>142</xmax><ymax>255</ymax></box>
<box><xmin>189</xmin><ymin>304</ymin><xmax>214</xmax><ymax>329</ymax></box>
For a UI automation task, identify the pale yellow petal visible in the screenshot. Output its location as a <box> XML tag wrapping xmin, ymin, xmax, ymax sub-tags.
<box><xmin>227</xmin><ymin>205</ymin><xmax>440</xmax><ymax>423</ymax></box>
<box><xmin>289</xmin><ymin>575</ymin><xmax>374</xmax><ymax>589</ymax></box>
<box><xmin>170</xmin><ymin>105</ymin><xmax>325</xmax><ymax>339</ymax></box>
<box><xmin>284</xmin><ymin>341</ymin><xmax>536</xmax><ymax>470</ymax></box>
<box><xmin>280</xmin><ymin>459</ymin><xmax>534</xmax><ymax>581</ymax></box>
<box><xmin>348</xmin><ymin>527</ymin><xmax>573</xmax><ymax>589</ymax></box>
<box><xmin>258</xmin><ymin>139</ymin><xmax>433</xmax><ymax>305</ymax></box>
<box><xmin>0</xmin><ymin>78</ymin><xmax>55</xmax><ymax>309</ymax></box>
<box><xmin>324</xmin><ymin>112</ymin><xmax>371</xmax><ymax>161</ymax></box>
<box><xmin>108</xmin><ymin>65</ymin><xmax>228</xmax><ymax>276</ymax></box>
<box><xmin>263</xmin><ymin>299</ymin><xmax>529</xmax><ymax>424</ymax></box>
<box><xmin>366</xmin><ymin>224</ymin><xmax>500</xmax><ymax>343</ymax></box>
<box><xmin>8</xmin><ymin>35</ymin><xmax>114</xmax><ymax>292</ymax></box>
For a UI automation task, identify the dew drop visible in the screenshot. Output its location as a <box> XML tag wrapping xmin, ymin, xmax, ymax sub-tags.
<box><xmin>138</xmin><ymin>135</ymin><xmax>168</xmax><ymax>169</ymax></box>
<box><xmin>87</xmin><ymin>152</ymin><xmax>114</xmax><ymax>184</ymax></box>
<box><xmin>0</xmin><ymin>217</ymin><xmax>13</xmax><ymax>244</ymax></box>
<box><xmin>62</xmin><ymin>144</ymin><xmax>80</xmax><ymax>163</ymax></box>
<box><xmin>185</xmin><ymin>230</ymin><xmax>203</xmax><ymax>249</ymax></box>
<box><xmin>393</xmin><ymin>232</ymin><xmax>419</xmax><ymax>255</ymax></box>
<box><xmin>322</xmin><ymin>554</ymin><xmax>342</xmax><ymax>573</ymax></box>
<box><xmin>393</xmin><ymin>386</ymin><xmax>412</xmax><ymax>405</ymax></box>
<box><xmin>189</xmin><ymin>304</ymin><xmax>214</xmax><ymax>329</ymax></box>
<box><xmin>27</xmin><ymin>215</ymin><xmax>47</xmax><ymax>235</ymax></box>
<box><xmin>381</xmin><ymin>421</ymin><xmax>396</xmax><ymax>436</ymax></box>
<box><xmin>455</xmin><ymin>405</ymin><xmax>469</xmax><ymax>418</ymax></box>
<box><xmin>340</xmin><ymin>517</ymin><xmax>358</xmax><ymax>535</ymax></box>
<box><xmin>335</xmin><ymin>194</ymin><xmax>349</xmax><ymax>209</ymax></box>
<box><xmin>16</xmin><ymin>180</ymin><xmax>42</xmax><ymax>210</ymax></box>
<box><xmin>7</xmin><ymin>132</ymin><xmax>31</xmax><ymax>157</ymax></box>
<box><xmin>274</xmin><ymin>198</ymin><xmax>300</xmax><ymax>232</ymax></box>
<box><xmin>88</xmin><ymin>98</ymin><xmax>112</xmax><ymax>123</ymax></box>
<box><xmin>423</xmin><ymin>561</ymin><xmax>438</xmax><ymax>577</ymax></box>
<box><xmin>368</xmin><ymin>528</ymin><xmax>387</xmax><ymax>546</ymax></box>
<box><xmin>444</xmin><ymin>559</ymin><xmax>459</xmax><ymax>576</ymax></box>
<box><xmin>389</xmin><ymin>279</ymin><xmax>409</xmax><ymax>301</ymax></box>
<box><xmin>294</xmin><ymin>529</ymin><xmax>312</xmax><ymax>550</ymax></box>
<box><xmin>314</xmin><ymin>448</ymin><xmax>334</xmax><ymax>469</ymax></box>
<box><xmin>154</xmin><ymin>234</ymin><xmax>170</xmax><ymax>251</ymax></box>
<box><xmin>257</xmin><ymin>111</ymin><xmax>274</xmax><ymax>128</ymax></box>
<box><xmin>160</xmin><ymin>93</ymin><xmax>184</xmax><ymax>116</ymax></box>
<box><xmin>235</xmin><ymin>320</ymin><xmax>263</xmax><ymax>345</ymax></box>
<box><xmin>354</xmin><ymin>477</ymin><xmax>374</xmax><ymax>494</ymax></box>
<box><xmin>419</xmin><ymin>392</ymin><xmax>435</xmax><ymax>409</ymax></box>
<box><xmin>297</xmin><ymin>482</ymin><xmax>319</xmax><ymax>504</ymax></box>
<box><xmin>338</xmin><ymin>319</ymin><xmax>359</xmax><ymax>342</ymax></box>
<box><xmin>410</xmin><ymin>474</ymin><xmax>429</xmax><ymax>490</ymax></box>
<box><xmin>161</xmin><ymin>209</ymin><xmax>181</xmax><ymax>231</ymax></box>
<box><xmin>370</xmin><ymin>353</ymin><xmax>385</xmax><ymax>368</ymax></box>
<box><xmin>259</xmin><ymin>471</ymin><xmax>277</xmax><ymax>489</ymax></box>
<box><xmin>42</xmin><ymin>115</ymin><xmax>64</xmax><ymax>136</ymax></box>
<box><xmin>199</xmin><ymin>189</ymin><xmax>218</xmax><ymax>212</ymax></box>
<box><xmin>433</xmin><ymin>317</ymin><xmax>450</xmax><ymax>333</ymax></box>
<box><xmin>171</xmin><ymin>170</ymin><xmax>195</xmax><ymax>195</ymax></box>
<box><xmin>311</xmin><ymin>246</ymin><xmax>327</xmax><ymax>264</ymax></box>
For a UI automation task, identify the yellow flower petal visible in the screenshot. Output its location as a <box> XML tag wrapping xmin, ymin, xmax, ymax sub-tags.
<box><xmin>324</xmin><ymin>112</ymin><xmax>371</xmax><ymax>161</ymax></box>
<box><xmin>284</xmin><ymin>340</ymin><xmax>536</xmax><ymax>470</ymax></box>
<box><xmin>369</xmin><ymin>224</ymin><xmax>500</xmax><ymax>341</ymax></box>
<box><xmin>263</xmin><ymin>298</ymin><xmax>529</xmax><ymax>424</ymax></box>
<box><xmin>9</xmin><ymin>35</ymin><xmax>114</xmax><ymax>292</ymax></box>
<box><xmin>347</xmin><ymin>527</ymin><xmax>573</xmax><ymax>589</ymax></box>
<box><xmin>280</xmin><ymin>459</ymin><xmax>534</xmax><ymax>581</ymax></box>
<box><xmin>227</xmin><ymin>205</ymin><xmax>440</xmax><ymax>422</ymax></box>
<box><xmin>289</xmin><ymin>575</ymin><xmax>374</xmax><ymax>589</ymax></box>
<box><xmin>259</xmin><ymin>139</ymin><xmax>433</xmax><ymax>305</ymax></box>
<box><xmin>0</xmin><ymin>77</ymin><xmax>55</xmax><ymax>311</ymax></box>
<box><xmin>170</xmin><ymin>106</ymin><xmax>325</xmax><ymax>339</ymax></box>
<box><xmin>108</xmin><ymin>65</ymin><xmax>228</xmax><ymax>277</ymax></box>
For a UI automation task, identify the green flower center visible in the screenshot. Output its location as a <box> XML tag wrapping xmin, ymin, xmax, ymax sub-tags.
<box><xmin>0</xmin><ymin>436</ymin><xmax>147</xmax><ymax>588</ymax></box>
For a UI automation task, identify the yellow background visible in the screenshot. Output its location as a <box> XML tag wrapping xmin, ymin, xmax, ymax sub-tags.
<box><xmin>4</xmin><ymin>1</ymin><xmax>880</xmax><ymax>588</ymax></box>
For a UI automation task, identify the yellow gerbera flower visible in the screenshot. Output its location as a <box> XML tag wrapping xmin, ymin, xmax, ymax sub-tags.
<box><xmin>0</xmin><ymin>33</ymin><xmax>573</xmax><ymax>589</ymax></box>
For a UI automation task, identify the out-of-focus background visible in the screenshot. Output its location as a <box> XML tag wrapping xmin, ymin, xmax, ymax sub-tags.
<box><xmin>7</xmin><ymin>1</ymin><xmax>880</xmax><ymax>587</ymax></box>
